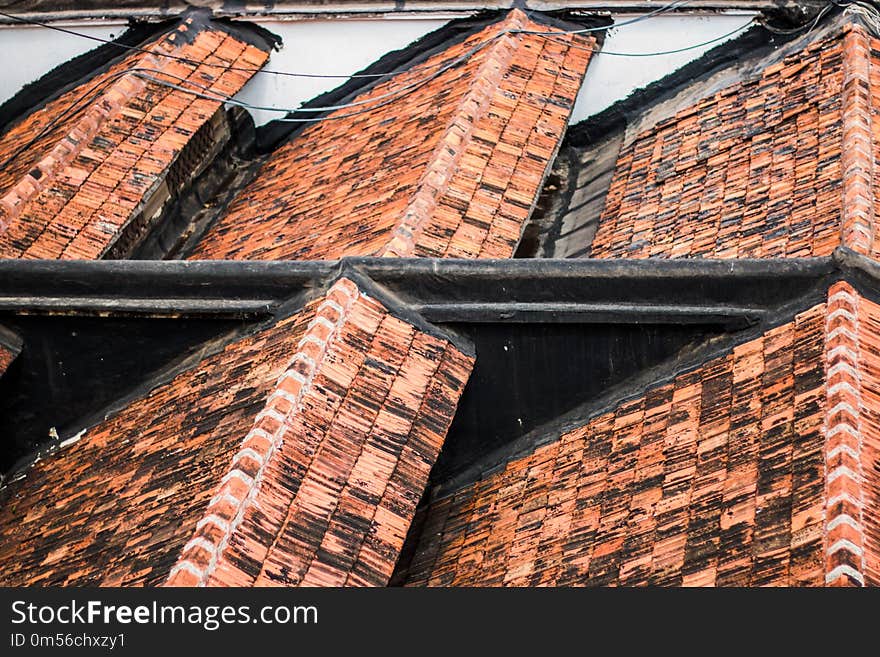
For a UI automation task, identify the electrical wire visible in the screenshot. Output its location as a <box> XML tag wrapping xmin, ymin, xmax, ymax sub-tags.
<box><xmin>0</xmin><ymin>2</ymin><xmax>832</xmax><ymax>136</ymax></box>
<box><xmin>31</xmin><ymin>16</ymin><xmax>761</xmax><ymax>128</ymax></box>
<box><xmin>0</xmin><ymin>3</ymin><xmax>692</xmax><ymax>82</ymax></box>
<box><xmin>125</xmin><ymin>18</ymin><xmax>760</xmax><ymax>124</ymax></box>
<box><xmin>123</xmin><ymin>36</ymin><xmax>491</xmax><ymax>122</ymax></box>
<box><xmin>571</xmin><ymin>18</ymin><xmax>755</xmax><ymax>57</ymax></box>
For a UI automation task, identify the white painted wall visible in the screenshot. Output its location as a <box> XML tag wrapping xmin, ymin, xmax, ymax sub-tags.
<box><xmin>572</xmin><ymin>13</ymin><xmax>755</xmax><ymax>122</ymax></box>
<box><xmin>0</xmin><ymin>13</ymin><xmax>755</xmax><ymax>127</ymax></box>
<box><xmin>233</xmin><ymin>18</ymin><xmax>450</xmax><ymax>126</ymax></box>
<box><xmin>0</xmin><ymin>23</ymin><xmax>124</xmax><ymax>104</ymax></box>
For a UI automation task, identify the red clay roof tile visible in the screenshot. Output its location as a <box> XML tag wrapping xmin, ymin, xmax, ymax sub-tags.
<box><xmin>189</xmin><ymin>10</ymin><xmax>594</xmax><ymax>261</ymax></box>
<box><xmin>0</xmin><ymin>326</ymin><xmax>20</xmax><ymax>379</ymax></box>
<box><xmin>0</xmin><ymin>20</ymin><xmax>268</xmax><ymax>260</ymax></box>
<box><xmin>591</xmin><ymin>24</ymin><xmax>880</xmax><ymax>260</ymax></box>
<box><xmin>0</xmin><ymin>278</ymin><xmax>472</xmax><ymax>587</ymax></box>
<box><xmin>397</xmin><ymin>282</ymin><xmax>880</xmax><ymax>586</ymax></box>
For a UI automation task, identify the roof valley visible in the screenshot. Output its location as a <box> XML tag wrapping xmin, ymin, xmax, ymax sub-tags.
<box><xmin>379</xmin><ymin>10</ymin><xmax>526</xmax><ymax>258</ymax></box>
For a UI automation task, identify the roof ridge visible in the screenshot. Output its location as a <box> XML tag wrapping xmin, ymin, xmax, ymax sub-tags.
<box><xmin>164</xmin><ymin>277</ymin><xmax>363</xmax><ymax>587</ymax></box>
<box><xmin>0</xmin><ymin>19</ymin><xmax>199</xmax><ymax>232</ymax></box>
<box><xmin>0</xmin><ymin>76</ymin><xmax>147</xmax><ymax>232</ymax></box>
<box><xmin>378</xmin><ymin>9</ymin><xmax>528</xmax><ymax>257</ymax></box>
<box><xmin>840</xmin><ymin>23</ymin><xmax>877</xmax><ymax>257</ymax></box>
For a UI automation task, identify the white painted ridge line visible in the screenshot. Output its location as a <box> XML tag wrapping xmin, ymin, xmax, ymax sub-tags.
<box><xmin>827</xmin><ymin>422</ymin><xmax>861</xmax><ymax>439</ymax></box>
<box><xmin>267</xmin><ymin>389</ymin><xmax>298</xmax><ymax>406</ymax></box>
<box><xmin>167</xmin><ymin>561</ymin><xmax>205</xmax><ymax>582</ymax></box>
<box><xmin>827</xmin><ymin>492</ymin><xmax>862</xmax><ymax>507</ymax></box>
<box><xmin>828</xmin><ymin>381</ymin><xmax>859</xmax><ymax>397</ymax></box>
<box><xmin>297</xmin><ymin>334</ymin><xmax>326</xmax><ymax>350</ymax></box>
<box><xmin>827</xmin><ymin>444</ymin><xmax>861</xmax><ymax>461</ymax></box>
<box><xmin>173</xmin><ymin>283</ymin><xmax>361</xmax><ymax>586</ymax></box>
<box><xmin>320</xmin><ymin>299</ymin><xmax>345</xmax><ymax>316</ymax></box>
<box><xmin>825</xmin><ymin>564</ymin><xmax>864</xmax><ymax>585</ymax></box>
<box><xmin>827</xmin><ymin>345</ymin><xmax>858</xmax><ymax>362</ymax></box>
<box><xmin>828</xmin><ymin>362</ymin><xmax>859</xmax><ymax>378</ymax></box>
<box><xmin>827</xmin><ymin>514</ymin><xmax>861</xmax><ymax>531</ymax></box>
<box><xmin>196</xmin><ymin>514</ymin><xmax>231</xmax><ymax>533</ymax></box>
<box><xmin>182</xmin><ymin>536</ymin><xmax>217</xmax><ymax>556</ymax></box>
<box><xmin>828</xmin><ymin>402</ymin><xmax>859</xmax><ymax>419</ymax></box>
<box><xmin>234</xmin><ymin>447</ymin><xmax>267</xmax><ymax>467</ymax></box>
<box><xmin>828</xmin><ymin>538</ymin><xmax>864</xmax><ymax>557</ymax></box>
<box><xmin>827</xmin><ymin>465</ymin><xmax>860</xmax><ymax>484</ymax></box>
<box><xmin>256</xmin><ymin>406</ymin><xmax>287</xmax><ymax>425</ymax></box>
<box><xmin>278</xmin><ymin>368</ymin><xmax>308</xmax><ymax>386</ymax></box>
<box><xmin>209</xmin><ymin>491</ymin><xmax>242</xmax><ymax>508</ymax></box>
<box><xmin>827</xmin><ymin>326</ymin><xmax>858</xmax><ymax>342</ymax></box>
<box><xmin>221</xmin><ymin>468</ymin><xmax>255</xmax><ymax>489</ymax></box>
<box><xmin>827</xmin><ymin>307</ymin><xmax>857</xmax><ymax>323</ymax></box>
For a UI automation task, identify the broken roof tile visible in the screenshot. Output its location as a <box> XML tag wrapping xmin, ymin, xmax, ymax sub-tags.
<box><xmin>0</xmin><ymin>15</ymin><xmax>270</xmax><ymax>260</ymax></box>
<box><xmin>0</xmin><ymin>278</ymin><xmax>473</xmax><ymax>587</ymax></box>
<box><xmin>189</xmin><ymin>10</ymin><xmax>594</xmax><ymax>261</ymax></box>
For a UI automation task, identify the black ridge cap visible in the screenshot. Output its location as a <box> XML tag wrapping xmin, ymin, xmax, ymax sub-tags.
<box><xmin>832</xmin><ymin>246</ymin><xmax>880</xmax><ymax>308</ymax></box>
<box><xmin>426</xmin><ymin>247</ymin><xmax>880</xmax><ymax>498</ymax></box>
<box><xmin>254</xmin><ymin>9</ymin><xmax>611</xmax><ymax>152</ymax></box>
<box><xmin>338</xmin><ymin>263</ymin><xmax>476</xmax><ymax>357</ymax></box>
<box><xmin>0</xmin><ymin>7</ymin><xmax>279</xmax><ymax>138</ymax></box>
<box><xmin>0</xmin><ymin>261</ymin><xmax>478</xmax><ymax>487</ymax></box>
<box><xmin>0</xmin><ymin>255</ymin><xmax>837</xmax><ymax>318</ymax></box>
<box><xmin>0</xmin><ymin>250</ymin><xmax>873</xmax><ymax>487</ymax></box>
<box><xmin>211</xmin><ymin>14</ymin><xmax>281</xmax><ymax>51</ymax></box>
<box><xmin>430</xmin><ymin>278</ymin><xmax>836</xmax><ymax>499</ymax></box>
<box><xmin>567</xmin><ymin>4</ymin><xmax>846</xmax><ymax>145</ymax></box>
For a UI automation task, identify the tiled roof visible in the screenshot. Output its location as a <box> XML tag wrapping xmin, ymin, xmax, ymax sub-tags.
<box><xmin>0</xmin><ymin>278</ymin><xmax>472</xmax><ymax>586</ymax></box>
<box><xmin>397</xmin><ymin>282</ymin><xmax>880</xmax><ymax>587</ymax></box>
<box><xmin>590</xmin><ymin>23</ymin><xmax>880</xmax><ymax>260</ymax></box>
<box><xmin>0</xmin><ymin>14</ymin><xmax>269</xmax><ymax>260</ymax></box>
<box><xmin>189</xmin><ymin>9</ymin><xmax>594</xmax><ymax>260</ymax></box>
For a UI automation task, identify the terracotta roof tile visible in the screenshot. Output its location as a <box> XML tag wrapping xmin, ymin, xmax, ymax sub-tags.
<box><xmin>590</xmin><ymin>24</ymin><xmax>880</xmax><ymax>260</ymax></box>
<box><xmin>0</xmin><ymin>326</ymin><xmax>21</xmax><ymax>379</ymax></box>
<box><xmin>189</xmin><ymin>10</ymin><xmax>594</xmax><ymax>261</ymax></box>
<box><xmin>398</xmin><ymin>282</ymin><xmax>880</xmax><ymax>586</ymax></box>
<box><xmin>0</xmin><ymin>279</ymin><xmax>473</xmax><ymax>586</ymax></box>
<box><xmin>0</xmin><ymin>19</ymin><xmax>269</xmax><ymax>260</ymax></box>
